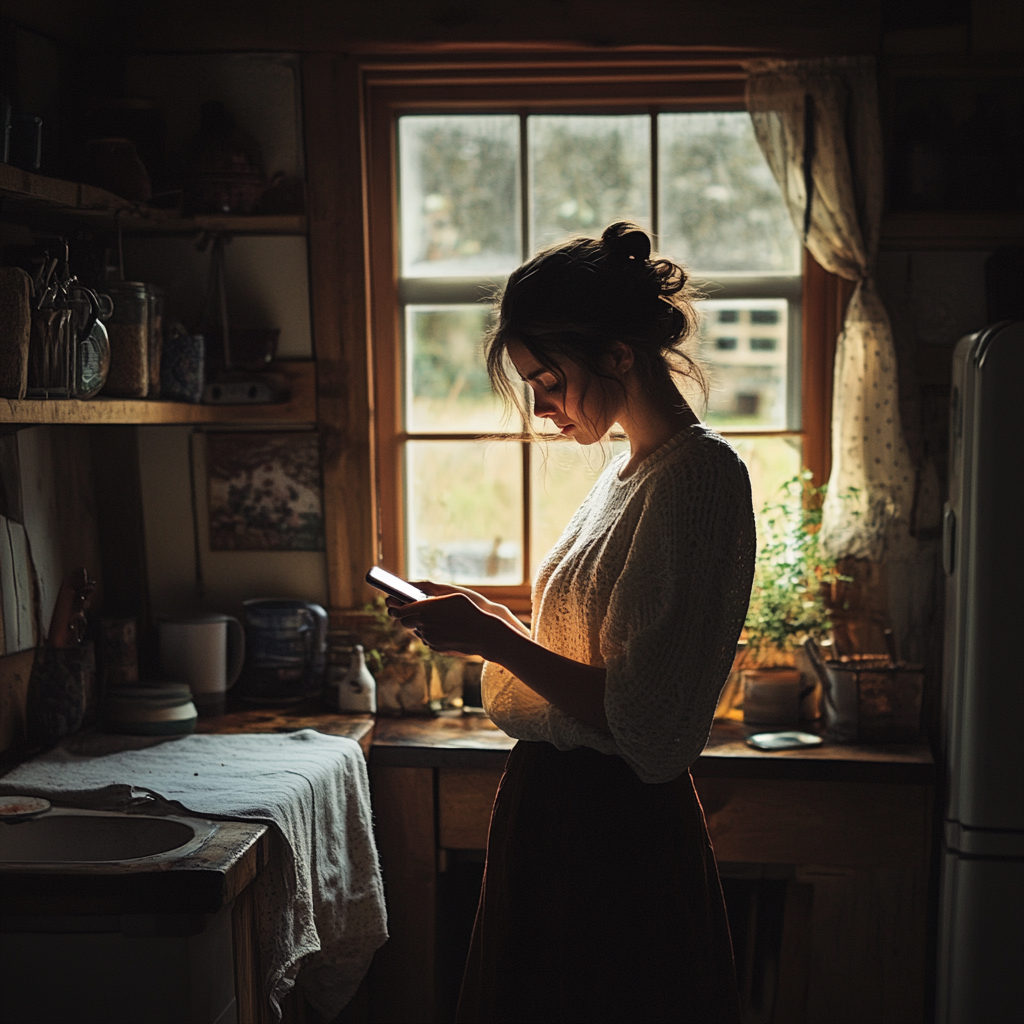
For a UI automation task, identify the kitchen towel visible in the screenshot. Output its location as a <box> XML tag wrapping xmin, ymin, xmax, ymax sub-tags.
<box><xmin>0</xmin><ymin>730</ymin><xmax>388</xmax><ymax>1021</ymax></box>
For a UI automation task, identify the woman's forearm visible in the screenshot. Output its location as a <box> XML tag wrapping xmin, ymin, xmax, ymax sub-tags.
<box><xmin>487</xmin><ymin>619</ymin><xmax>608</xmax><ymax>731</ymax></box>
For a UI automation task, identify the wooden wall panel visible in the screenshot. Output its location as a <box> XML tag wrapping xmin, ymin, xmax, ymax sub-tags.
<box><xmin>304</xmin><ymin>54</ymin><xmax>377</xmax><ymax>611</ymax></box>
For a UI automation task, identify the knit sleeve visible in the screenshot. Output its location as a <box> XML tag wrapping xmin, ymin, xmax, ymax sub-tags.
<box><xmin>600</xmin><ymin>446</ymin><xmax>755</xmax><ymax>783</ymax></box>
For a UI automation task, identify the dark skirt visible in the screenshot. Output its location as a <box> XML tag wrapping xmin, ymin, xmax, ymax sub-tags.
<box><xmin>456</xmin><ymin>741</ymin><xmax>741</xmax><ymax>1024</ymax></box>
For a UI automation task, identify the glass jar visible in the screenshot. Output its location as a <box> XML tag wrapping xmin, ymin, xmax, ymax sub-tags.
<box><xmin>103</xmin><ymin>282</ymin><xmax>148</xmax><ymax>397</ymax></box>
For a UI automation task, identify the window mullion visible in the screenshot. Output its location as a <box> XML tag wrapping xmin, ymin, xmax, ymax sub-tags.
<box><xmin>522</xmin><ymin>440</ymin><xmax>532</xmax><ymax>585</ymax></box>
<box><xmin>520</xmin><ymin>112</ymin><xmax>530</xmax><ymax>260</ymax></box>
<box><xmin>650</xmin><ymin>110</ymin><xmax>659</xmax><ymax>243</ymax></box>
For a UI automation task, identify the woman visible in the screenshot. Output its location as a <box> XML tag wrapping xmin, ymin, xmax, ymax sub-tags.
<box><xmin>388</xmin><ymin>222</ymin><xmax>755</xmax><ymax>1024</ymax></box>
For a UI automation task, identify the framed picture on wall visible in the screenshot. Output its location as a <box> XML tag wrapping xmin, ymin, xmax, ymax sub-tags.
<box><xmin>206</xmin><ymin>431</ymin><xmax>325</xmax><ymax>551</ymax></box>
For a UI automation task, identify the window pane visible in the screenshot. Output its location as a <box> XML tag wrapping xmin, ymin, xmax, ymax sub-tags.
<box><xmin>658</xmin><ymin>112</ymin><xmax>800</xmax><ymax>274</ymax></box>
<box><xmin>406</xmin><ymin>305</ymin><xmax>510</xmax><ymax>432</ymax></box>
<box><xmin>530</xmin><ymin>438</ymin><xmax>628</xmax><ymax>576</ymax></box>
<box><xmin>697</xmin><ymin>298</ymin><xmax>789</xmax><ymax>429</ymax></box>
<box><xmin>529</xmin><ymin>115</ymin><xmax>651</xmax><ymax>252</ymax></box>
<box><xmin>728</xmin><ymin>436</ymin><xmax>803</xmax><ymax>523</ymax></box>
<box><xmin>406</xmin><ymin>440</ymin><xmax>523</xmax><ymax>585</ymax></box>
<box><xmin>399</xmin><ymin>115</ymin><xmax>521</xmax><ymax>278</ymax></box>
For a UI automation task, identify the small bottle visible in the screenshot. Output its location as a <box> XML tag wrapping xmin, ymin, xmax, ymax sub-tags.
<box><xmin>336</xmin><ymin>645</ymin><xmax>377</xmax><ymax>713</ymax></box>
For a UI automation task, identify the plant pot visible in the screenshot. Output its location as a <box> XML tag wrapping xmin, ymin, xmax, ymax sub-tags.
<box><xmin>741</xmin><ymin>667</ymin><xmax>805</xmax><ymax>727</ymax></box>
<box><xmin>376</xmin><ymin>655</ymin><xmax>430</xmax><ymax>715</ymax></box>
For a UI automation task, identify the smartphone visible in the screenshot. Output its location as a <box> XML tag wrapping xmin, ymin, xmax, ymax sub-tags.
<box><xmin>365</xmin><ymin>566</ymin><xmax>428</xmax><ymax>605</ymax></box>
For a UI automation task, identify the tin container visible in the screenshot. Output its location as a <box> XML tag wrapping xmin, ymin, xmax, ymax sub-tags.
<box><xmin>161</xmin><ymin>323</ymin><xmax>204</xmax><ymax>403</ymax></box>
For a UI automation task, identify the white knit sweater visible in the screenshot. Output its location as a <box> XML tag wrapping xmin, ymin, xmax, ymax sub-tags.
<box><xmin>483</xmin><ymin>424</ymin><xmax>756</xmax><ymax>784</ymax></box>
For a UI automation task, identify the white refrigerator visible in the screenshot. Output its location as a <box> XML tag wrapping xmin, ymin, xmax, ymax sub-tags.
<box><xmin>938</xmin><ymin>319</ymin><xmax>1024</xmax><ymax>1024</ymax></box>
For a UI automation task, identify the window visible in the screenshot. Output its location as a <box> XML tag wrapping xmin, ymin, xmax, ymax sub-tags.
<box><xmin>365</xmin><ymin>63</ymin><xmax>828</xmax><ymax>611</ymax></box>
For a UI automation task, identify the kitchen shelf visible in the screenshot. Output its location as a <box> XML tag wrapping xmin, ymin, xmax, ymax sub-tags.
<box><xmin>0</xmin><ymin>164</ymin><xmax>306</xmax><ymax>235</ymax></box>
<box><xmin>0</xmin><ymin>360</ymin><xmax>316</xmax><ymax>426</ymax></box>
<box><xmin>122</xmin><ymin>213</ymin><xmax>306</xmax><ymax>236</ymax></box>
<box><xmin>880</xmin><ymin>212</ymin><xmax>1024</xmax><ymax>250</ymax></box>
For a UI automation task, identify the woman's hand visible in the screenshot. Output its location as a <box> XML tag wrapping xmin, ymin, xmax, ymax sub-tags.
<box><xmin>411</xmin><ymin>581</ymin><xmax>529</xmax><ymax>635</ymax></box>
<box><xmin>387</xmin><ymin>580</ymin><xmax>608</xmax><ymax>732</ymax></box>
<box><xmin>385</xmin><ymin>591</ymin><xmax>507</xmax><ymax>658</ymax></box>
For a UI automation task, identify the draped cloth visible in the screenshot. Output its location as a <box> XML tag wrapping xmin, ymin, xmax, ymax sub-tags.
<box><xmin>746</xmin><ymin>56</ymin><xmax>916</xmax><ymax>560</ymax></box>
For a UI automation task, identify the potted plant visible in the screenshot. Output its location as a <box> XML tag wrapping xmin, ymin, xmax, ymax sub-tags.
<box><xmin>337</xmin><ymin>597</ymin><xmax>460</xmax><ymax>715</ymax></box>
<box><xmin>733</xmin><ymin>473</ymin><xmax>851</xmax><ymax>725</ymax></box>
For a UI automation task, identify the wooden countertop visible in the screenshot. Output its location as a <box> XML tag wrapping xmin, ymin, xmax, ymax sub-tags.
<box><xmin>191</xmin><ymin>704</ymin><xmax>934</xmax><ymax>783</ymax></box>
<box><xmin>1</xmin><ymin>816</ymin><xmax>269</xmax><ymax>917</ymax></box>
<box><xmin>370</xmin><ymin>714</ymin><xmax>936</xmax><ymax>784</ymax></box>
<box><xmin>197</xmin><ymin>705</ymin><xmax>375</xmax><ymax>759</ymax></box>
<box><xmin>2</xmin><ymin>708</ymin><xmax>368</xmax><ymax>917</ymax></box>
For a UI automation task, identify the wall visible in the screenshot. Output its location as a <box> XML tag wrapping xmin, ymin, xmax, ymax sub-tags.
<box><xmin>122</xmin><ymin>52</ymin><xmax>326</xmax><ymax>621</ymax></box>
<box><xmin>0</xmin><ymin>48</ymin><xmax>322</xmax><ymax>752</ymax></box>
<box><xmin>123</xmin><ymin>52</ymin><xmax>305</xmax><ymax>185</ymax></box>
<box><xmin>0</xmin><ymin>426</ymin><xmax>102</xmax><ymax>753</ymax></box>
<box><xmin>136</xmin><ymin>426</ymin><xmax>329</xmax><ymax>622</ymax></box>
<box><xmin>122</xmin><ymin>235</ymin><xmax>313</xmax><ymax>360</ymax></box>
<box><xmin>0</xmin><ymin>426</ymin><xmax>102</xmax><ymax>655</ymax></box>
<box><xmin>871</xmin><ymin>250</ymin><xmax>993</xmax><ymax>677</ymax></box>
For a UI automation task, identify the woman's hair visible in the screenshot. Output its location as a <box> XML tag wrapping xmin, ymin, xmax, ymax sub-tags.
<box><xmin>485</xmin><ymin>221</ymin><xmax>706</xmax><ymax>429</ymax></box>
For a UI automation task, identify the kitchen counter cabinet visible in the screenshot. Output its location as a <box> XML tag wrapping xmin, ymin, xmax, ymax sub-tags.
<box><xmin>0</xmin><ymin>813</ymin><xmax>270</xmax><ymax>1024</ymax></box>
<box><xmin>187</xmin><ymin>709</ymin><xmax>934</xmax><ymax>1023</ymax></box>
<box><xmin>369</xmin><ymin>716</ymin><xmax>935</xmax><ymax>1024</ymax></box>
<box><xmin>0</xmin><ymin>712</ymin><xmax>371</xmax><ymax>1024</ymax></box>
<box><xmin>0</xmin><ymin>818</ymin><xmax>269</xmax><ymax>917</ymax></box>
<box><xmin>197</xmin><ymin>707</ymin><xmax>375</xmax><ymax>1023</ymax></box>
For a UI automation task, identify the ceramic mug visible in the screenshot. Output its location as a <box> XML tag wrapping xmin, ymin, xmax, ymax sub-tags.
<box><xmin>159</xmin><ymin>614</ymin><xmax>244</xmax><ymax>716</ymax></box>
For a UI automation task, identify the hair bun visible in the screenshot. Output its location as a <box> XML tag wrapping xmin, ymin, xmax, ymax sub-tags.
<box><xmin>601</xmin><ymin>221</ymin><xmax>652</xmax><ymax>263</ymax></box>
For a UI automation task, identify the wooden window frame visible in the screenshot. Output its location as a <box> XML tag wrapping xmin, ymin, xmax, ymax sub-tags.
<box><xmin>361</xmin><ymin>56</ymin><xmax>838</xmax><ymax>613</ymax></box>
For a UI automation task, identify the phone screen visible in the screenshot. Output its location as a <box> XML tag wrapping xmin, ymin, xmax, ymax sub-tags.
<box><xmin>365</xmin><ymin>566</ymin><xmax>428</xmax><ymax>604</ymax></box>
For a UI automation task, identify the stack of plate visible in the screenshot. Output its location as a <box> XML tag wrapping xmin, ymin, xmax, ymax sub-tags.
<box><xmin>104</xmin><ymin>683</ymin><xmax>198</xmax><ymax>736</ymax></box>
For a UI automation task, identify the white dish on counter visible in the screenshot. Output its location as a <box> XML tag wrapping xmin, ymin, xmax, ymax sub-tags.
<box><xmin>0</xmin><ymin>796</ymin><xmax>51</xmax><ymax>822</ymax></box>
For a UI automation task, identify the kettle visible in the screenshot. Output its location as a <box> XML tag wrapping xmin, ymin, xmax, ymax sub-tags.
<box><xmin>237</xmin><ymin>599</ymin><xmax>328</xmax><ymax>704</ymax></box>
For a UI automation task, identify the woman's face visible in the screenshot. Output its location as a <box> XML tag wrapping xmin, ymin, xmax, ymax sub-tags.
<box><xmin>506</xmin><ymin>339</ymin><xmax>626</xmax><ymax>445</ymax></box>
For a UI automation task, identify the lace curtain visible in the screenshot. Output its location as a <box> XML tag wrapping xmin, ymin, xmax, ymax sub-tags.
<box><xmin>746</xmin><ymin>56</ymin><xmax>916</xmax><ymax>561</ymax></box>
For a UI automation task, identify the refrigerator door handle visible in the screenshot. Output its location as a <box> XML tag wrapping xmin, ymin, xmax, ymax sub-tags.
<box><xmin>942</xmin><ymin>503</ymin><xmax>956</xmax><ymax>577</ymax></box>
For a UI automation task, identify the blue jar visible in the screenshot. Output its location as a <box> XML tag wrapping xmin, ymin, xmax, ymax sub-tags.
<box><xmin>238</xmin><ymin>599</ymin><xmax>328</xmax><ymax>704</ymax></box>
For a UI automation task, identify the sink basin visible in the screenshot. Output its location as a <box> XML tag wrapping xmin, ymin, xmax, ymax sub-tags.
<box><xmin>0</xmin><ymin>811</ymin><xmax>198</xmax><ymax>864</ymax></box>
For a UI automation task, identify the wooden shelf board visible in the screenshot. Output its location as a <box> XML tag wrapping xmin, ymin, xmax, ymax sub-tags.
<box><xmin>880</xmin><ymin>212</ymin><xmax>1024</xmax><ymax>250</ymax></box>
<box><xmin>1</xmin><ymin>361</ymin><xmax>317</xmax><ymax>426</ymax></box>
<box><xmin>123</xmin><ymin>214</ymin><xmax>307</xmax><ymax>236</ymax></box>
<box><xmin>0</xmin><ymin>165</ymin><xmax>305</xmax><ymax>235</ymax></box>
